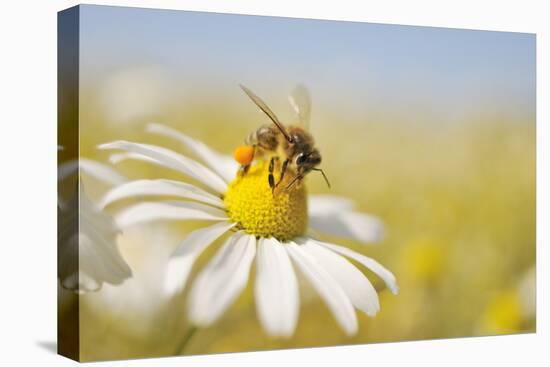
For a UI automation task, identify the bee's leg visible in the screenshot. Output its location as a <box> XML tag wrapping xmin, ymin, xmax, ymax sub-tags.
<box><xmin>268</xmin><ymin>156</ymin><xmax>279</xmax><ymax>195</ymax></box>
<box><xmin>274</xmin><ymin>158</ymin><xmax>290</xmax><ymax>189</ymax></box>
<box><xmin>285</xmin><ymin>174</ymin><xmax>303</xmax><ymax>192</ymax></box>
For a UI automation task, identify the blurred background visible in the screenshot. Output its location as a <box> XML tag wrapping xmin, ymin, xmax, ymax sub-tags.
<box><xmin>59</xmin><ymin>5</ymin><xmax>535</xmax><ymax>361</ymax></box>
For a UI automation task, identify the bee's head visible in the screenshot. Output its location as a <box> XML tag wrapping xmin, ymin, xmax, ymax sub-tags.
<box><xmin>295</xmin><ymin>149</ymin><xmax>321</xmax><ymax>172</ymax></box>
<box><xmin>292</xmin><ymin>149</ymin><xmax>330</xmax><ymax>189</ymax></box>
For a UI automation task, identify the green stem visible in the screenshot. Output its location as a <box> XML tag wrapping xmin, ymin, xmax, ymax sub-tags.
<box><xmin>174</xmin><ymin>326</ymin><xmax>198</xmax><ymax>355</ymax></box>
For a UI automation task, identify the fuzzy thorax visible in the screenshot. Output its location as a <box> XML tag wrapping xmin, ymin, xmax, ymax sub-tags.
<box><xmin>224</xmin><ymin>160</ymin><xmax>308</xmax><ymax>241</ymax></box>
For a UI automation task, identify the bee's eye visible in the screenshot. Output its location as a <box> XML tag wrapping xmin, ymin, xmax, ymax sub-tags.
<box><xmin>295</xmin><ymin>153</ymin><xmax>307</xmax><ymax>165</ymax></box>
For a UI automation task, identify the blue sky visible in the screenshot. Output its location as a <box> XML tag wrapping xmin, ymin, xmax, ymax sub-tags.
<box><xmin>79</xmin><ymin>4</ymin><xmax>535</xmax><ymax>123</ymax></box>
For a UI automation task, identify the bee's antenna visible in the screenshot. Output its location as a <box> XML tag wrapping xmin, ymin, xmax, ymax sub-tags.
<box><xmin>313</xmin><ymin>168</ymin><xmax>331</xmax><ymax>189</ymax></box>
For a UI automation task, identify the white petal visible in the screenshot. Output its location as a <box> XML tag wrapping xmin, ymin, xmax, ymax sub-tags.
<box><xmin>300</xmin><ymin>238</ymin><xmax>379</xmax><ymax>316</ymax></box>
<box><xmin>79</xmin><ymin>192</ymin><xmax>132</xmax><ymax>282</ymax></box>
<box><xmin>308</xmin><ymin>195</ymin><xmax>384</xmax><ymax>244</ymax></box>
<box><xmin>59</xmin><ymin>188</ymin><xmax>132</xmax><ymax>293</ymax></box>
<box><xmin>79</xmin><ymin>159</ymin><xmax>127</xmax><ymax>185</ymax></box>
<box><xmin>188</xmin><ymin>232</ymin><xmax>256</xmax><ymax>326</ymax></box>
<box><xmin>98</xmin><ymin>140</ymin><xmax>227</xmax><ymax>194</ymax></box>
<box><xmin>147</xmin><ymin>123</ymin><xmax>238</xmax><ymax>183</ymax></box>
<box><xmin>58</xmin><ymin>160</ymin><xmax>78</xmax><ymax>181</ymax></box>
<box><xmin>114</xmin><ymin>201</ymin><xmax>227</xmax><ymax>229</ymax></box>
<box><xmin>254</xmin><ymin>237</ymin><xmax>300</xmax><ymax>338</ymax></box>
<box><xmin>164</xmin><ymin>222</ymin><xmax>236</xmax><ymax>296</ymax></box>
<box><xmin>58</xmin><ymin>159</ymin><xmax>127</xmax><ymax>185</ymax></box>
<box><xmin>316</xmin><ymin>240</ymin><xmax>399</xmax><ymax>294</ymax></box>
<box><xmin>285</xmin><ymin>242</ymin><xmax>357</xmax><ymax>336</ymax></box>
<box><xmin>99</xmin><ymin>179</ymin><xmax>224</xmax><ymax>209</ymax></box>
<box><xmin>62</xmin><ymin>271</ymin><xmax>102</xmax><ymax>294</ymax></box>
<box><xmin>80</xmin><ymin>197</ymin><xmax>120</xmax><ymax>236</ymax></box>
<box><xmin>309</xmin><ymin>211</ymin><xmax>384</xmax><ymax>244</ymax></box>
<box><xmin>78</xmin><ymin>233</ymin><xmax>131</xmax><ymax>285</ymax></box>
<box><xmin>308</xmin><ymin>195</ymin><xmax>354</xmax><ymax>216</ymax></box>
<box><xmin>108</xmin><ymin>152</ymin><xmax>157</xmax><ymax>165</ymax></box>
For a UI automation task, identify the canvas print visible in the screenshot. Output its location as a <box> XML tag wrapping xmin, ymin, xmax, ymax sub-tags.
<box><xmin>57</xmin><ymin>4</ymin><xmax>536</xmax><ymax>362</ymax></box>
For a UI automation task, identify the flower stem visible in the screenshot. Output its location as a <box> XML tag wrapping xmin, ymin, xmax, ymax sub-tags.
<box><xmin>174</xmin><ymin>326</ymin><xmax>197</xmax><ymax>355</ymax></box>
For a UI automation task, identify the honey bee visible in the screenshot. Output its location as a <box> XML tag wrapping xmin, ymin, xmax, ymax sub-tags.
<box><xmin>234</xmin><ymin>84</ymin><xmax>330</xmax><ymax>193</ymax></box>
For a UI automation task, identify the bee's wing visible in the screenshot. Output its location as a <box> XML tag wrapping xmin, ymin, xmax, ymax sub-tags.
<box><xmin>288</xmin><ymin>84</ymin><xmax>311</xmax><ymax>131</ymax></box>
<box><xmin>240</xmin><ymin>84</ymin><xmax>292</xmax><ymax>143</ymax></box>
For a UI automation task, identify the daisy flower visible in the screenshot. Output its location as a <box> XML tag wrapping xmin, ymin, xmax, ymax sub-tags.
<box><xmin>98</xmin><ymin>123</ymin><xmax>398</xmax><ymax>337</ymax></box>
<box><xmin>58</xmin><ymin>157</ymin><xmax>132</xmax><ymax>293</ymax></box>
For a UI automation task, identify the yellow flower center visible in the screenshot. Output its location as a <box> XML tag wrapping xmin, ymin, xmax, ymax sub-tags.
<box><xmin>224</xmin><ymin>159</ymin><xmax>308</xmax><ymax>241</ymax></box>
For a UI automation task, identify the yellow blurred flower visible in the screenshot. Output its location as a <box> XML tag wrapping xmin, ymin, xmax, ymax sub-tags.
<box><xmin>479</xmin><ymin>290</ymin><xmax>522</xmax><ymax>334</ymax></box>
<box><xmin>478</xmin><ymin>265</ymin><xmax>536</xmax><ymax>334</ymax></box>
<box><xmin>401</xmin><ymin>238</ymin><xmax>445</xmax><ymax>283</ymax></box>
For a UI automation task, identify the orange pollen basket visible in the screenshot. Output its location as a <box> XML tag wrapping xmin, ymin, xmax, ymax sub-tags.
<box><xmin>233</xmin><ymin>145</ymin><xmax>255</xmax><ymax>165</ymax></box>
